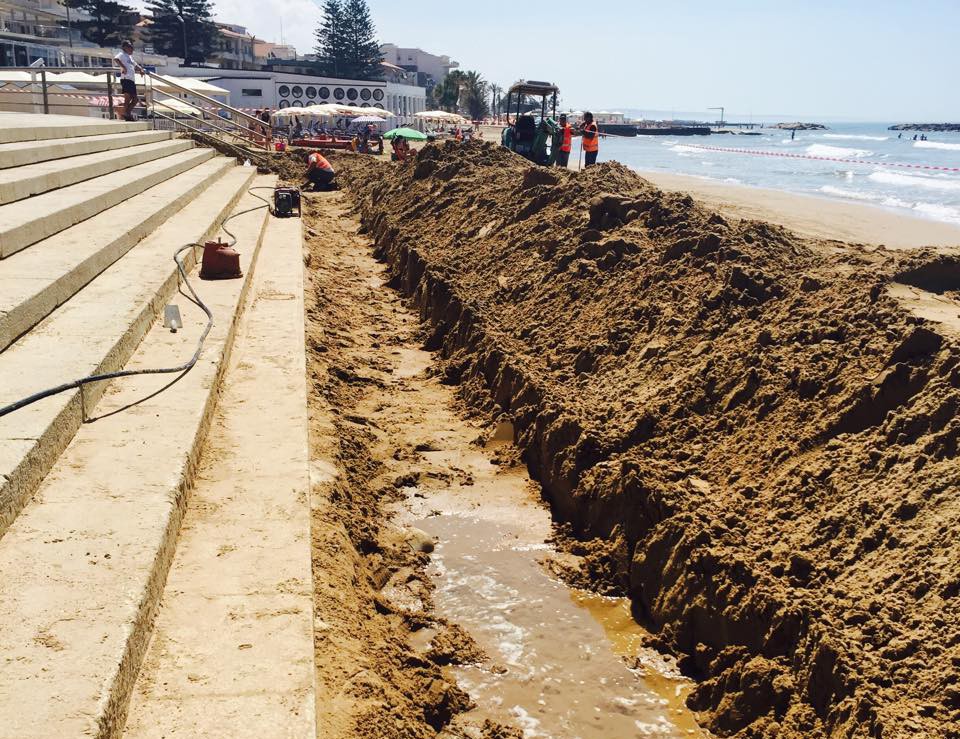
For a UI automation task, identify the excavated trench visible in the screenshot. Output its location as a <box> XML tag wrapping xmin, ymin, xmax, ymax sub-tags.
<box><xmin>303</xmin><ymin>190</ymin><xmax>711</xmax><ymax>738</ymax></box>
<box><xmin>318</xmin><ymin>141</ymin><xmax>960</xmax><ymax>739</ymax></box>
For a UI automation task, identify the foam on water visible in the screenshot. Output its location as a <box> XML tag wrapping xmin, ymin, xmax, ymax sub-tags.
<box><xmin>914</xmin><ymin>140</ymin><xmax>960</xmax><ymax>151</ymax></box>
<box><xmin>823</xmin><ymin>133</ymin><xmax>889</xmax><ymax>141</ymax></box>
<box><xmin>806</xmin><ymin>143</ymin><xmax>873</xmax><ymax>158</ymax></box>
<box><xmin>819</xmin><ymin>185</ymin><xmax>914</xmax><ymax>209</ymax></box>
<box><xmin>913</xmin><ymin>202</ymin><xmax>960</xmax><ymax>224</ymax></box>
<box><xmin>868</xmin><ymin>170</ymin><xmax>960</xmax><ymax>192</ymax></box>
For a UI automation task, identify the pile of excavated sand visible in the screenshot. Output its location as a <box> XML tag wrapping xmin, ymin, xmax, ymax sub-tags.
<box><xmin>335</xmin><ymin>140</ymin><xmax>960</xmax><ymax>739</ymax></box>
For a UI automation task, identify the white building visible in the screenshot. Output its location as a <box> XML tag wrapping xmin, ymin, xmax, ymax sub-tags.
<box><xmin>172</xmin><ymin>66</ymin><xmax>428</xmax><ymax>126</ymax></box>
<box><xmin>379</xmin><ymin>43</ymin><xmax>458</xmax><ymax>88</ymax></box>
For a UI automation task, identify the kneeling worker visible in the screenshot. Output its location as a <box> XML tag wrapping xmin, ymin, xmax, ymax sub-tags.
<box><xmin>303</xmin><ymin>150</ymin><xmax>336</xmax><ymax>191</ymax></box>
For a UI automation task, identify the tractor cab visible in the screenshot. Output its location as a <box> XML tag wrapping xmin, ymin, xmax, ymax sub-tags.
<box><xmin>502</xmin><ymin>80</ymin><xmax>559</xmax><ymax>165</ymax></box>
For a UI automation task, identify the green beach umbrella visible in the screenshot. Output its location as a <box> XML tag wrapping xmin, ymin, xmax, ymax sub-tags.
<box><xmin>383</xmin><ymin>127</ymin><xmax>427</xmax><ymax>141</ymax></box>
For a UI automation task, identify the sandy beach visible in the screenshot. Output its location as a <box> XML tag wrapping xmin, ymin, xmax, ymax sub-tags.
<box><xmin>470</xmin><ymin>124</ymin><xmax>960</xmax><ymax>250</ymax></box>
<box><xmin>633</xmin><ymin>169</ymin><xmax>960</xmax><ymax>250</ymax></box>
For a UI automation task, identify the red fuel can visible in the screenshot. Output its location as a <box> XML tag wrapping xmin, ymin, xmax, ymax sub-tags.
<box><xmin>199</xmin><ymin>239</ymin><xmax>242</xmax><ymax>280</ymax></box>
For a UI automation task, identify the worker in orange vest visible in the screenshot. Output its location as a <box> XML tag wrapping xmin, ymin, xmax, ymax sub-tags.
<box><xmin>303</xmin><ymin>150</ymin><xmax>336</xmax><ymax>191</ymax></box>
<box><xmin>581</xmin><ymin>111</ymin><xmax>599</xmax><ymax>167</ymax></box>
<box><xmin>555</xmin><ymin>113</ymin><xmax>573</xmax><ymax>168</ymax></box>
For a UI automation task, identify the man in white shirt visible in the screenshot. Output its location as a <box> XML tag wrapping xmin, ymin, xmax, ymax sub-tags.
<box><xmin>113</xmin><ymin>40</ymin><xmax>144</xmax><ymax>122</ymax></box>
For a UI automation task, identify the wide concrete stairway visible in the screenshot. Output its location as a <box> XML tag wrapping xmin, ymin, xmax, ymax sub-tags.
<box><xmin>0</xmin><ymin>113</ymin><xmax>315</xmax><ymax>738</ymax></box>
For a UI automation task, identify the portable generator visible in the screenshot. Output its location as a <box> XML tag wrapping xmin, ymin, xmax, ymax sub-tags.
<box><xmin>273</xmin><ymin>186</ymin><xmax>301</xmax><ymax>218</ymax></box>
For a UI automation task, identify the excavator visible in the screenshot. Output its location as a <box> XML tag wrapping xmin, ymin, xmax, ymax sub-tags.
<box><xmin>501</xmin><ymin>80</ymin><xmax>560</xmax><ymax>165</ymax></box>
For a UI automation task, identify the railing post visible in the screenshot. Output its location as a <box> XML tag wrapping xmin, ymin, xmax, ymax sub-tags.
<box><xmin>106</xmin><ymin>73</ymin><xmax>115</xmax><ymax>120</ymax></box>
<box><xmin>40</xmin><ymin>69</ymin><xmax>49</xmax><ymax>114</ymax></box>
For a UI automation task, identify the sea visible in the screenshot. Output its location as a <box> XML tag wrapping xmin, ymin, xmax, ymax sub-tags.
<box><xmin>597</xmin><ymin>122</ymin><xmax>960</xmax><ymax>227</ymax></box>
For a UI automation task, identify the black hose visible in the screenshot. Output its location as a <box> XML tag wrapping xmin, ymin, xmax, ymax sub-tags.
<box><xmin>0</xmin><ymin>186</ymin><xmax>277</xmax><ymax>419</ymax></box>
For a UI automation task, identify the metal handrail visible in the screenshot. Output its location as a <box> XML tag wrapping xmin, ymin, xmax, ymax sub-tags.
<box><xmin>146</xmin><ymin>87</ymin><xmax>267</xmax><ymax>153</ymax></box>
<box><xmin>0</xmin><ymin>65</ymin><xmax>267</xmax><ymax>142</ymax></box>
<box><xmin>1</xmin><ymin>65</ymin><xmax>121</xmax><ymax>118</ymax></box>
<box><xmin>143</xmin><ymin>72</ymin><xmax>271</xmax><ymax>151</ymax></box>
<box><xmin>149</xmin><ymin>108</ymin><xmax>267</xmax><ymax>168</ymax></box>
<box><xmin>144</xmin><ymin>72</ymin><xmax>264</xmax><ymax>131</ymax></box>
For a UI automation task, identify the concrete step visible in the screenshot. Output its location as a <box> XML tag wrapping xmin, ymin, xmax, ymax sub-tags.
<box><xmin>0</xmin><ymin>138</ymin><xmax>195</xmax><ymax>204</ymax></box>
<box><xmin>0</xmin><ymin>180</ymin><xmax>274</xmax><ymax>739</ymax></box>
<box><xmin>0</xmin><ymin>112</ymin><xmax>148</xmax><ymax>144</ymax></box>
<box><xmin>0</xmin><ymin>130</ymin><xmax>174</xmax><ymax>170</ymax></box>
<box><xmin>0</xmin><ymin>157</ymin><xmax>236</xmax><ymax>353</ymax></box>
<box><xmin>0</xmin><ymin>166</ymin><xmax>256</xmax><ymax>540</ymax></box>
<box><xmin>0</xmin><ymin>147</ymin><xmax>215</xmax><ymax>258</ymax></box>
<box><xmin>124</xmin><ymin>212</ymin><xmax>315</xmax><ymax>738</ymax></box>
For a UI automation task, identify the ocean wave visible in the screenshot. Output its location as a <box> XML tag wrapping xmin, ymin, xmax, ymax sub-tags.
<box><xmin>818</xmin><ymin>185</ymin><xmax>960</xmax><ymax>224</ymax></box>
<box><xmin>913</xmin><ymin>202</ymin><xmax>960</xmax><ymax>224</ymax></box>
<box><xmin>819</xmin><ymin>186</ymin><xmax>912</xmax><ymax>209</ymax></box>
<box><xmin>806</xmin><ymin>144</ymin><xmax>873</xmax><ymax>158</ymax></box>
<box><xmin>669</xmin><ymin>144</ymin><xmax>700</xmax><ymax>156</ymax></box>
<box><xmin>823</xmin><ymin>133</ymin><xmax>889</xmax><ymax>141</ymax></box>
<box><xmin>868</xmin><ymin>170</ymin><xmax>960</xmax><ymax>192</ymax></box>
<box><xmin>914</xmin><ymin>140</ymin><xmax>960</xmax><ymax>151</ymax></box>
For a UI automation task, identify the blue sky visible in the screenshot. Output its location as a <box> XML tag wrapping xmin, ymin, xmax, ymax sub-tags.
<box><xmin>207</xmin><ymin>0</ymin><xmax>959</xmax><ymax>121</ymax></box>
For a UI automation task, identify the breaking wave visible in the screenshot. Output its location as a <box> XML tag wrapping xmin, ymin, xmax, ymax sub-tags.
<box><xmin>868</xmin><ymin>170</ymin><xmax>960</xmax><ymax>192</ymax></box>
<box><xmin>914</xmin><ymin>140</ymin><xmax>960</xmax><ymax>151</ymax></box>
<box><xmin>806</xmin><ymin>144</ymin><xmax>873</xmax><ymax>158</ymax></box>
<box><xmin>823</xmin><ymin>134</ymin><xmax>889</xmax><ymax>142</ymax></box>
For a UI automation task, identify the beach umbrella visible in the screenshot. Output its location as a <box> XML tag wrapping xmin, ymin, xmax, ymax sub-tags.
<box><xmin>271</xmin><ymin>106</ymin><xmax>310</xmax><ymax>121</ymax></box>
<box><xmin>354</xmin><ymin>115</ymin><xmax>386</xmax><ymax>123</ymax></box>
<box><xmin>383</xmin><ymin>127</ymin><xmax>427</xmax><ymax>141</ymax></box>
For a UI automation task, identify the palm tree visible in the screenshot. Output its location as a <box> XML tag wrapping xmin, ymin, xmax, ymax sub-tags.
<box><xmin>489</xmin><ymin>83</ymin><xmax>503</xmax><ymax>121</ymax></box>
<box><xmin>433</xmin><ymin>70</ymin><xmax>466</xmax><ymax>112</ymax></box>
<box><xmin>461</xmin><ymin>70</ymin><xmax>488</xmax><ymax>121</ymax></box>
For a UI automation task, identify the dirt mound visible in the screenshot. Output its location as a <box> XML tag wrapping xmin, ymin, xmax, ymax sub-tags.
<box><xmin>335</xmin><ymin>140</ymin><xmax>960</xmax><ymax>738</ymax></box>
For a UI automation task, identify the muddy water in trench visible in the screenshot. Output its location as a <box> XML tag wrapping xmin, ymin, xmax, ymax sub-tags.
<box><xmin>399</xmin><ymin>434</ymin><xmax>707</xmax><ymax>739</ymax></box>
<box><xmin>378</xmin><ymin>312</ymin><xmax>707</xmax><ymax>738</ymax></box>
<box><xmin>309</xmin><ymin>192</ymin><xmax>707</xmax><ymax>738</ymax></box>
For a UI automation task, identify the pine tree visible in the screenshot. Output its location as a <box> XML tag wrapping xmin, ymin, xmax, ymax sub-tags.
<box><xmin>146</xmin><ymin>0</ymin><xmax>217</xmax><ymax>65</ymax></box>
<box><xmin>315</xmin><ymin>0</ymin><xmax>381</xmax><ymax>80</ymax></box>
<box><xmin>314</xmin><ymin>0</ymin><xmax>346</xmax><ymax>77</ymax></box>
<box><xmin>66</xmin><ymin>0</ymin><xmax>137</xmax><ymax>48</ymax></box>
<box><xmin>341</xmin><ymin>0</ymin><xmax>382</xmax><ymax>80</ymax></box>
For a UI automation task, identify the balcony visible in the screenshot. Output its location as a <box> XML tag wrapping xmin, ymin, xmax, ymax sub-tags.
<box><xmin>0</xmin><ymin>18</ymin><xmax>86</xmax><ymax>45</ymax></box>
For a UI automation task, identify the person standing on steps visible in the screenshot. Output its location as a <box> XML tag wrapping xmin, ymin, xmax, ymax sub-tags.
<box><xmin>113</xmin><ymin>40</ymin><xmax>144</xmax><ymax>122</ymax></box>
<box><xmin>581</xmin><ymin>111</ymin><xmax>599</xmax><ymax>168</ymax></box>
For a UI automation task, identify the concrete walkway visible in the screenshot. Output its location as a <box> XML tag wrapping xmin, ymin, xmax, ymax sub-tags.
<box><xmin>123</xmin><ymin>214</ymin><xmax>316</xmax><ymax>737</ymax></box>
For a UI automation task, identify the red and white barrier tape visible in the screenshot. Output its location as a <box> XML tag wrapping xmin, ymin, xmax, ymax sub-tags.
<box><xmin>678</xmin><ymin>143</ymin><xmax>960</xmax><ymax>173</ymax></box>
